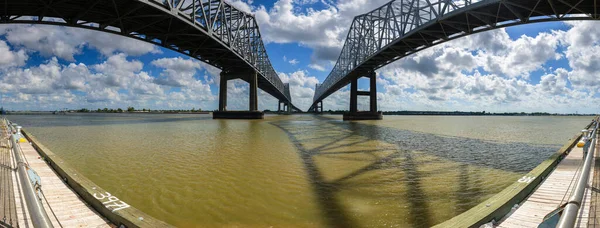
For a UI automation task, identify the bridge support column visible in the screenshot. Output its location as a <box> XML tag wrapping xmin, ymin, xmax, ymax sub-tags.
<box><xmin>249</xmin><ymin>71</ymin><xmax>258</xmax><ymax>111</ymax></box>
<box><xmin>315</xmin><ymin>101</ymin><xmax>323</xmax><ymax>114</ymax></box>
<box><xmin>283</xmin><ymin>103</ymin><xmax>290</xmax><ymax>114</ymax></box>
<box><xmin>218</xmin><ymin>72</ymin><xmax>228</xmax><ymax>111</ymax></box>
<box><xmin>350</xmin><ymin>77</ymin><xmax>358</xmax><ymax>113</ymax></box>
<box><xmin>343</xmin><ymin>71</ymin><xmax>382</xmax><ymax>121</ymax></box>
<box><xmin>369</xmin><ymin>71</ymin><xmax>377</xmax><ymax>113</ymax></box>
<box><xmin>278</xmin><ymin>101</ymin><xmax>290</xmax><ymax>114</ymax></box>
<box><xmin>213</xmin><ymin>71</ymin><xmax>264</xmax><ymax>119</ymax></box>
<box><xmin>278</xmin><ymin>101</ymin><xmax>282</xmax><ymax>112</ymax></box>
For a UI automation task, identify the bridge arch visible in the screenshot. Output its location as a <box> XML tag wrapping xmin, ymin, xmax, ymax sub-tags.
<box><xmin>0</xmin><ymin>0</ymin><xmax>297</xmax><ymax>114</ymax></box>
<box><xmin>310</xmin><ymin>0</ymin><xmax>597</xmax><ymax>118</ymax></box>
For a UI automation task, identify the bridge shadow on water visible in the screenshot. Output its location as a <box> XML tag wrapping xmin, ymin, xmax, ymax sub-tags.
<box><xmin>271</xmin><ymin>116</ymin><xmax>558</xmax><ymax>227</ymax></box>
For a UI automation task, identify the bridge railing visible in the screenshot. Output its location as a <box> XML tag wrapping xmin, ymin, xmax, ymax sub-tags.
<box><xmin>161</xmin><ymin>0</ymin><xmax>288</xmax><ymax>101</ymax></box>
<box><xmin>314</xmin><ymin>0</ymin><xmax>484</xmax><ymax>102</ymax></box>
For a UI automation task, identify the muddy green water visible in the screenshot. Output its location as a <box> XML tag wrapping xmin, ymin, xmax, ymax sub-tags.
<box><xmin>6</xmin><ymin>114</ymin><xmax>593</xmax><ymax>227</ymax></box>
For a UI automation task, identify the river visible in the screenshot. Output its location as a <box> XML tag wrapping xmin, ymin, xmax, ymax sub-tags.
<box><xmin>5</xmin><ymin>114</ymin><xmax>593</xmax><ymax>227</ymax></box>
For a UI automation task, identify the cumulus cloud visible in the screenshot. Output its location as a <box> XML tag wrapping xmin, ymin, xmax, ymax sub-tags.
<box><xmin>152</xmin><ymin>57</ymin><xmax>205</xmax><ymax>87</ymax></box>
<box><xmin>0</xmin><ymin>24</ymin><xmax>160</xmax><ymax>61</ymax></box>
<box><xmin>0</xmin><ymin>53</ymin><xmax>220</xmax><ymax>110</ymax></box>
<box><xmin>278</xmin><ymin>70</ymin><xmax>319</xmax><ymax>110</ymax></box>
<box><xmin>0</xmin><ymin>40</ymin><xmax>27</xmax><ymax>68</ymax></box>
<box><xmin>234</xmin><ymin>0</ymin><xmax>389</xmax><ymax>66</ymax></box>
<box><xmin>318</xmin><ymin>21</ymin><xmax>600</xmax><ymax>113</ymax></box>
<box><xmin>5</xmin><ymin>0</ymin><xmax>600</xmax><ymax>113</ymax></box>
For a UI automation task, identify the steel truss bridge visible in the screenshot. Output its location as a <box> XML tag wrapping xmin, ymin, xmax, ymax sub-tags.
<box><xmin>309</xmin><ymin>0</ymin><xmax>600</xmax><ymax>114</ymax></box>
<box><xmin>0</xmin><ymin>0</ymin><xmax>300</xmax><ymax>112</ymax></box>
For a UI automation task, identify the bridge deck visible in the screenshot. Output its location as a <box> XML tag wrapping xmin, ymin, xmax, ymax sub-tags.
<box><xmin>497</xmin><ymin>142</ymin><xmax>593</xmax><ymax>227</ymax></box>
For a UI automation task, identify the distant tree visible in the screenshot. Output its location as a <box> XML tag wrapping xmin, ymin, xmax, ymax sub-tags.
<box><xmin>117</xmin><ymin>108</ymin><xmax>123</xmax><ymax>113</ymax></box>
<box><xmin>142</xmin><ymin>108</ymin><xmax>146</xmax><ymax>112</ymax></box>
<box><xmin>127</xmin><ymin>106</ymin><xmax>135</xmax><ymax>112</ymax></box>
<box><xmin>97</xmin><ymin>108</ymin><xmax>101</xmax><ymax>112</ymax></box>
<box><xmin>191</xmin><ymin>108</ymin><xmax>196</xmax><ymax>112</ymax></box>
<box><xmin>103</xmin><ymin>108</ymin><xmax>109</xmax><ymax>112</ymax></box>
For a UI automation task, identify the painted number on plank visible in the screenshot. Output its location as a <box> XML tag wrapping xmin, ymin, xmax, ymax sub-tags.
<box><xmin>94</xmin><ymin>192</ymin><xmax>130</xmax><ymax>212</ymax></box>
<box><xmin>518</xmin><ymin>176</ymin><xmax>536</xmax><ymax>183</ymax></box>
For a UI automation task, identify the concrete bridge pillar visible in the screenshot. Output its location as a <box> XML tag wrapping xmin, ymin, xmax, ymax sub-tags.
<box><xmin>278</xmin><ymin>101</ymin><xmax>282</xmax><ymax>112</ymax></box>
<box><xmin>214</xmin><ymin>70</ymin><xmax>264</xmax><ymax>119</ymax></box>
<box><xmin>350</xmin><ymin>77</ymin><xmax>358</xmax><ymax>113</ymax></box>
<box><xmin>249</xmin><ymin>71</ymin><xmax>258</xmax><ymax>112</ymax></box>
<box><xmin>315</xmin><ymin>101</ymin><xmax>323</xmax><ymax>113</ymax></box>
<box><xmin>369</xmin><ymin>71</ymin><xmax>377</xmax><ymax>113</ymax></box>
<box><xmin>278</xmin><ymin>101</ymin><xmax>291</xmax><ymax>114</ymax></box>
<box><xmin>343</xmin><ymin>70</ymin><xmax>382</xmax><ymax>120</ymax></box>
<box><xmin>218</xmin><ymin>72</ymin><xmax>228</xmax><ymax>111</ymax></box>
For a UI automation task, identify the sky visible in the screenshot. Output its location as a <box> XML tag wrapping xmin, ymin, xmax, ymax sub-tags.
<box><xmin>1</xmin><ymin>0</ymin><xmax>600</xmax><ymax>114</ymax></box>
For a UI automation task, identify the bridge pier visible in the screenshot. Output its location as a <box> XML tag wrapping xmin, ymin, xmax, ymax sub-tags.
<box><xmin>313</xmin><ymin>101</ymin><xmax>323</xmax><ymax>113</ymax></box>
<box><xmin>213</xmin><ymin>71</ymin><xmax>264</xmax><ymax>119</ymax></box>
<box><xmin>278</xmin><ymin>101</ymin><xmax>292</xmax><ymax>114</ymax></box>
<box><xmin>343</xmin><ymin>71</ymin><xmax>382</xmax><ymax>121</ymax></box>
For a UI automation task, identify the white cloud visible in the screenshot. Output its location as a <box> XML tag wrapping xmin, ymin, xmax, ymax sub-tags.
<box><xmin>318</xmin><ymin>21</ymin><xmax>600</xmax><ymax>113</ymax></box>
<box><xmin>0</xmin><ymin>24</ymin><xmax>161</xmax><ymax>61</ymax></box>
<box><xmin>92</xmin><ymin>53</ymin><xmax>143</xmax><ymax>87</ymax></box>
<box><xmin>250</xmin><ymin>0</ymin><xmax>389</xmax><ymax>64</ymax></box>
<box><xmin>0</xmin><ymin>40</ymin><xmax>27</xmax><ymax>68</ymax></box>
<box><xmin>308</xmin><ymin>63</ymin><xmax>326</xmax><ymax>71</ymax></box>
<box><xmin>278</xmin><ymin>70</ymin><xmax>319</xmax><ymax>110</ymax></box>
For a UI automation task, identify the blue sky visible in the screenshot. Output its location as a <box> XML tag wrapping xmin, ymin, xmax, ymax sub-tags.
<box><xmin>1</xmin><ymin>0</ymin><xmax>600</xmax><ymax>114</ymax></box>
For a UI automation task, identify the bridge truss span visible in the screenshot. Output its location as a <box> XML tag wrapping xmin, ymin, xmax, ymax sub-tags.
<box><xmin>0</xmin><ymin>0</ymin><xmax>294</xmax><ymax>110</ymax></box>
<box><xmin>310</xmin><ymin>0</ymin><xmax>599</xmax><ymax>111</ymax></box>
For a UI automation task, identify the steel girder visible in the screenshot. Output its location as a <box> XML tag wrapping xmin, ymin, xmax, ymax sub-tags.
<box><xmin>0</xmin><ymin>0</ymin><xmax>293</xmax><ymax>105</ymax></box>
<box><xmin>309</xmin><ymin>0</ymin><xmax>600</xmax><ymax>111</ymax></box>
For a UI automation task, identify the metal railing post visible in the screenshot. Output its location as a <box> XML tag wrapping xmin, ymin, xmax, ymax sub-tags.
<box><xmin>10</xmin><ymin>132</ymin><xmax>54</xmax><ymax>228</ymax></box>
<box><xmin>557</xmin><ymin>119</ymin><xmax>599</xmax><ymax>228</ymax></box>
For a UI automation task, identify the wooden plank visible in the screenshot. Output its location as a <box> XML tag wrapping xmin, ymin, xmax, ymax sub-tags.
<box><xmin>434</xmin><ymin>120</ymin><xmax>595</xmax><ymax>228</ymax></box>
<box><xmin>16</xmin><ymin>139</ymin><xmax>112</xmax><ymax>228</ymax></box>
<box><xmin>0</xmin><ymin>122</ymin><xmax>18</xmax><ymax>228</ymax></box>
<box><xmin>497</xmin><ymin>140</ymin><xmax>595</xmax><ymax>227</ymax></box>
<box><xmin>22</xmin><ymin>129</ymin><xmax>173</xmax><ymax>227</ymax></box>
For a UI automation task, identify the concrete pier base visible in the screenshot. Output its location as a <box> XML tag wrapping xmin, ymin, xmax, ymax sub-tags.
<box><xmin>213</xmin><ymin>111</ymin><xmax>264</xmax><ymax>119</ymax></box>
<box><xmin>343</xmin><ymin>111</ymin><xmax>383</xmax><ymax>121</ymax></box>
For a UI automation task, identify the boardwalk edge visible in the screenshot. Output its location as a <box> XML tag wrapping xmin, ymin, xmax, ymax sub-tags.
<box><xmin>21</xmin><ymin>129</ymin><xmax>174</xmax><ymax>228</ymax></box>
<box><xmin>433</xmin><ymin>119</ymin><xmax>596</xmax><ymax>228</ymax></box>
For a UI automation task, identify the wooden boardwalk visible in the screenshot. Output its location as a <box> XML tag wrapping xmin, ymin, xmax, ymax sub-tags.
<box><xmin>587</xmin><ymin>134</ymin><xmax>600</xmax><ymax>227</ymax></box>
<box><xmin>15</xmin><ymin>139</ymin><xmax>112</xmax><ymax>227</ymax></box>
<box><xmin>497</xmin><ymin>142</ymin><xmax>594</xmax><ymax>227</ymax></box>
<box><xmin>0</xmin><ymin>123</ymin><xmax>17</xmax><ymax>227</ymax></box>
<box><xmin>0</xmin><ymin>118</ymin><xmax>112</xmax><ymax>228</ymax></box>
